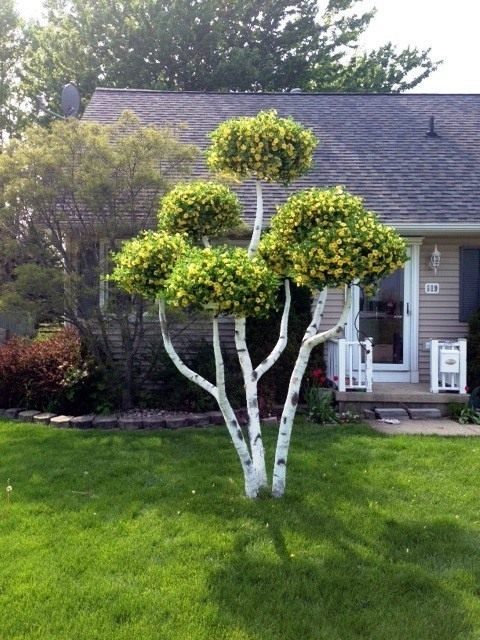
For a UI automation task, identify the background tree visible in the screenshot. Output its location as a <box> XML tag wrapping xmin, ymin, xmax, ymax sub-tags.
<box><xmin>20</xmin><ymin>0</ymin><xmax>437</xmax><ymax>122</ymax></box>
<box><xmin>0</xmin><ymin>112</ymin><xmax>198</xmax><ymax>408</ymax></box>
<box><xmin>112</xmin><ymin>110</ymin><xmax>407</xmax><ymax>498</ymax></box>
<box><xmin>0</xmin><ymin>0</ymin><xmax>26</xmax><ymax>148</ymax></box>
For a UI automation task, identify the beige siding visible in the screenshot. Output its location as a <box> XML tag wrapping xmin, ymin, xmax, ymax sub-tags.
<box><xmin>319</xmin><ymin>288</ymin><xmax>346</xmax><ymax>333</ymax></box>
<box><xmin>102</xmin><ymin>315</ymin><xmax>235</xmax><ymax>365</ymax></box>
<box><xmin>418</xmin><ymin>236</ymin><xmax>480</xmax><ymax>382</ymax></box>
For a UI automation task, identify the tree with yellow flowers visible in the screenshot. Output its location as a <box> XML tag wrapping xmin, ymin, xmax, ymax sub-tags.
<box><xmin>112</xmin><ymin>110</ymin><xmax>406</xmax><ymax>498</ymax></box>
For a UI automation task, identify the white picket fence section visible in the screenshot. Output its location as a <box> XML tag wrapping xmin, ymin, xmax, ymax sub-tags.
<box><xmin>429</xmin><ymin>339</ymin><xmax>467</xmax><ymax>393</ymax></box>
<box><xmin>326</xmin><ymin>338</ymin><xmax>373</xmax><ymax>392</ymax></box>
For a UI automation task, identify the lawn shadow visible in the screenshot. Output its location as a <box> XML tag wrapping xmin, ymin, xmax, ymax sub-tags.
<box><xmin>207</xmin><ymin>512</ymin><xmax>474</xmax><ymax>640</ymax></box>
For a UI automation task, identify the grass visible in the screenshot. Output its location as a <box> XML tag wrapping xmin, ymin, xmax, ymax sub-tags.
<box><xmin>1</xmin><ymin>419</ymin><xmax>480</xmax><ymax>639</ymax></box>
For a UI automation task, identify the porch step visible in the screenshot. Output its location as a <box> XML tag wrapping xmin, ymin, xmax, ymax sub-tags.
<box><xmin>374</xmin><ymin>408</ymin><xmax>409</xmax><ymax>420</ymax></box>
<box><xmin>370</xmin><ymin>407</ymin><xmax>443</xmax><ymax>421</ymax></box>
<box><xmin>407</xmin><ymin>407</ymin><xmax>442</xmax><ymax>420</ymax></box>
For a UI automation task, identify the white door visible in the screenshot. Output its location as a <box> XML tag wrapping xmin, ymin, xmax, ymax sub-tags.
<box><xmin>347</xmin><ymin>244</ymin><xmax>419</xmax><ymax>383</ymax></box>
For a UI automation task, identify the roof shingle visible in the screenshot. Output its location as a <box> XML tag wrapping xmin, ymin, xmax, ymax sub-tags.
<box><xmin>83</xmin><ymin>90</ymin><xmax>480</xmax><ymax>228</ymax></box>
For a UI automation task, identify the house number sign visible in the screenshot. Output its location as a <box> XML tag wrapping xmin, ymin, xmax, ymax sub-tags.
<box><xmin>425</xmin><ymin>283</ymin><xmax>440</xmax><ymax>294</ymax></box>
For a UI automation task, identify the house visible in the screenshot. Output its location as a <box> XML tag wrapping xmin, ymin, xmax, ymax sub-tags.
<box><xmin>83</xmin><ymin>89</ymin><xmax>480</xmax><ymax>391</ymax></box>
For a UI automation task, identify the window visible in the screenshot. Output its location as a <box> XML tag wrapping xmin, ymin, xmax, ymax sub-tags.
<box><xmin>459</xmin><ymin>247</ymin><xmax>480</xmax><ymax>322</ymax></box>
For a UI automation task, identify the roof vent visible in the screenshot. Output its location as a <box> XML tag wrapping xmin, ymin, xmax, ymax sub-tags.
<box><xmin>290</xmin><ymin>88</ymin><xmax>302</xmax><ymax>93</ymax></box>
<box><xmin>426</xmin><ymin>115</ymin><xmax>439</xmax><ymax>138</ymax></box>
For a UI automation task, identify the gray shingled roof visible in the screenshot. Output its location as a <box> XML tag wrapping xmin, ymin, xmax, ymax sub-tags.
<box><xmin>84</xmin><ymin>89</ymin><xmax>480</xmax><ymax>229</ymax></box>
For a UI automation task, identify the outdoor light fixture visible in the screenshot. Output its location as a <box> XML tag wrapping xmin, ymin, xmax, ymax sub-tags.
<box><xmin>429</xmin><ymin>244</ymin><xmax>441</xmax><ymax>274</ymax></box>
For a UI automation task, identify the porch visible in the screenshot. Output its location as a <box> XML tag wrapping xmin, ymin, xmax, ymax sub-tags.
<box><xmin>335</xmin><ymin>382</ymin><xmax>469</xmax><ymax>416</ymax></box>
<box><xmin>326</xmin><ymin>338</ymin><xmax>469</xmax><ymax>416</ymax></box>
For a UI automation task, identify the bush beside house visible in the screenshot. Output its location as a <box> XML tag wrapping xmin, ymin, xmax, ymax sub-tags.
<box><xmin>0</xmin><ymin>328</ymin><xmax>89</xmax><ymax>411</ymax></box>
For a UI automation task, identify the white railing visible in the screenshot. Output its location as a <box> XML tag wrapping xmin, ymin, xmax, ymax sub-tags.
<box><xmin>326</xmin><ymin>338</ymin><xmax>373</xmax><ymax>392</ymax></box>
<box><xmin>429</xmin><ymin>339</ymin><xmax>467</xmax><ymax>393</ymax></box>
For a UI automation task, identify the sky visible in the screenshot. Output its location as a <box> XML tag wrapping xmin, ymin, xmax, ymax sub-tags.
<box><xmin>14</xmin><ymin>0</ymin><xmax>480</xmax><ymax>93</ymax></box>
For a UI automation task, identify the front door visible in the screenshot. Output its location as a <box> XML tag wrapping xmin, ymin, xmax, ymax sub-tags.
<box><xmin>347</xmin><ymin>244</ymin><xmax>419</xmax><ymax>383</ymax></box>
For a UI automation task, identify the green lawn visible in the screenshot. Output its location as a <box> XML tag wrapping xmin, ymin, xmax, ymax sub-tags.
<box><xmin>1</xmin><ymin>419</ymin><xmax>480</xmax><ymax>640</ymax></box>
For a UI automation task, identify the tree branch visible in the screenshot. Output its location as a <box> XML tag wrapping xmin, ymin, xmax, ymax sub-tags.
<box><xmin>158</xmin><ymin>298</ymin><xmax>218</xmax><ymax>397</ymax></box>
<box><xmin>255</xmin><ymin>278</ymin><xmax>291</xmax><ymax>380</ymax></box>
<box><xmin>304</xmin><ymin>285</ymin><xmax>352</xmax><ymax>349</ymax></box>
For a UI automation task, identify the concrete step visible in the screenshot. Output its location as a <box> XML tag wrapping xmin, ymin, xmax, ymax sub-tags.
<box><xmin>374</xmin><ymin>408</ymin><xmax>409</xmax><ymax>420</ymax></box>
<box><xmin>407</xmin><ymin>407</ymin><xmax>442</xmax><ymax>420</ymax></box>
<box><xmin>369</xmin><ymin>407</ymin><xmax>444</xmax><ymax>421</ymax></box>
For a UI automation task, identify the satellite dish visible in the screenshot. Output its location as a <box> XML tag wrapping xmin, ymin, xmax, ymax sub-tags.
<box><xmin>61</xmin><ymin>82</ymin><xmax>81</xmax><ymax>118</ymax></box>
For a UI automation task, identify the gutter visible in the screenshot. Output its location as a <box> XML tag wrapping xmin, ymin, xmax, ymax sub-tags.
<box><xmin>391</xmin><ymin>223</ymin><xmax>480</xmax><ymax>236</ymax></box>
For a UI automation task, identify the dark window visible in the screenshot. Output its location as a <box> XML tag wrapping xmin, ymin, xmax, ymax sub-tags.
<box><xmin>459</xmin><ymin>247</ymin><xmax>480</xmax><ymax>322</ymax></box>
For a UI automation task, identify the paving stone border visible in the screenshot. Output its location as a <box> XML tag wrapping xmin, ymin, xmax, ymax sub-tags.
<box><xmin>0</xmin><ymin>407</ymin><xmax>280</xmax><ymax>431</ymax></box>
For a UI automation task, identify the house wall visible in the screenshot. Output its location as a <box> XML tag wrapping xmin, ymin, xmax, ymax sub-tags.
<box><xmin>418</xmin><ymin>236</ymin><xmax>480</xmax><ymax>382</ymax></box>
<box><xmin>104</xmin><ymin>314</ymin><xmax>236</xmax><ymax>368</ymax></box>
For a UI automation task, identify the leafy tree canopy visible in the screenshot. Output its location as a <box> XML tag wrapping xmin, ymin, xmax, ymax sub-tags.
<box><xmin>0</xmin><ymin>0</ymin><xmax>26</xmax><ymax>148</ymax></box>
<box><xmin>19</xmin><ymin>0</ymin><xmax>438</xmax><ymax>123</ymax></box>
<box><xmin>0</xmin><ymin>112</ymin><xmax>198</xmax><ymax>406</ymax></box>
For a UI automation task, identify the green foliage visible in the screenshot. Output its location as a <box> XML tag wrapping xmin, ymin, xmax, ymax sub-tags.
<box><xmin>0</xmin><ymin>111</ymin><xmax>198</xmax><ymax>409</ymax></box>
<box><xmin>305</xmin><ymin>388</ymin><xmax>338</xmax><ymax>425</ymax></box>
<box><xmin>260</xmin><ymin>186</ymin><xmax>407</xmax><ymax>291</ymax></box>
<box><xmin>159</xmin><ymin>181</ymin><xmax>242</xmax><ymax>240</ymax></box>
<box><xmin>308</xmin><ymin>42</ymin><xmax>438</xmax><ymax>93</ymax></box>
<box><xmin>0</xmin><ymin>112</ymin><xmax>198</xmax><ymax>226</ymax></box>
<box><xmin>17</xmin><ymin>0</ymin><xmax>437</xmax><ymax>130</ymax></box>
<box><xmin>0</xmin><ymin>263</ymin><xmax>64</xmax><ymax>326</ymax></box>
<box><xmin>206</xmin><ymin>110</ymin><xmax>317</xmax><ymax>185</ymax></box>
<box><xmin>456</xmin><ymin>406</ymin><xmax>480</xmax><ymax>425</ymax></box>
<box><xmin>165</xmin><ymin>246</ymin><xmax>279</xmax><ymax>318</ymax></box>
<box><xmin>0</xmin><ymin>0</ymin><xmax>25</xmax><ymax>147</ymax></box>
<box><xmin>447</xmin><ymin>402</ymin><xmax>466</xmax><ymax>421</ymax></box>
<box><xmin>110</xmin><ymin>231</ymin><xmax>189</xmax><ymax>300</ymax></box>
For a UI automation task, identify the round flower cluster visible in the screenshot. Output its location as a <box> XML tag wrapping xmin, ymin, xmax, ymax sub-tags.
<box><xmin>165</xmin><ymin>246</ymin><xmax>279</xmax><ymax>317</ymax></box>
<box><xmin>158</xmin><ymin>181</ymin><xmax>242</xmax><ymax>240</ymax></box>
<box><xmin>260</xmin><ymin>187</ymin><xmax>407</xmax><ymax>292</ymax></box>
<box><xmin>110</xmin><ymin>231</ymin><xmax>188</xmax><ymax>299</ymax></box>
<box><xmin>206</xmin><ymin>110</ymin><xmax>317</xmax><ymax>185</ymax></box>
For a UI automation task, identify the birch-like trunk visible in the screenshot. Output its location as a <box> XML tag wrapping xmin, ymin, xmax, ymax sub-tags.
<box><xmin>235</xmin><ymin>316</ymin><xmax>267</xmax><ymax>488</ymax></box>
<box><xmin>248</xmin><ymin>181</ymin><xmax>263</xmax><ymax>257</ymax></box>
<box><xmin>272</xmin><ymin>286</ymin><xmax>353</xmax><ymax>498</ymax></box>
<box><xmin>212</xmin><ymin>317</ymin><xmax>259</xmax><ymax>498</ymax></box>
<box><xmin>159</xmin><ymin>299</ymin><xmax>258</xmax><ymax>497</ymax></box>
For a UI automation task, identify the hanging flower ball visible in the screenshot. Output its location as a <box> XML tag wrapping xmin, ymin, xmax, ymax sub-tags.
<box><xmin>165</xmin><ymin>246</ymin><xmax>280</xmax><ymax>317</ymax></box>
<box><xmin>206</xmin><ymin>110</ymin><xmax>317</xmax><ymax>185</ymax></box>
<box><xmin>158</xmin><ymin>181</ymin><xmax>243</xmax><ymax>240</ymax></box>
<box><xmin>260</xmin><ymin>186</ymin><xmax>407</xmax><ymax>291</ymax></box>
<box><xmin>110</xmin><ymin>231</ymin><xmax>189</xmax><ymax>299</ymax></box>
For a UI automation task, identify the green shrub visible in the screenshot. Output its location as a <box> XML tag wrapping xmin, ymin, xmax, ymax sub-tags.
<box><xmin>305</xmin><ymin>388</ymin><xmax>337</xmax><ymax>425</ymax></box>
<box><xmin>447</xmin><ymin>402</ymin><xmax>465</xmax><ymax>421</ymax></box>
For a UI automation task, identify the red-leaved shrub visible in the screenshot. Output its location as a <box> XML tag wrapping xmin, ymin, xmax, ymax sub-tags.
<box><xmin>0</xmin><ymin>327</ymin><xmax>89</xmax><ymax>410</ymax></box>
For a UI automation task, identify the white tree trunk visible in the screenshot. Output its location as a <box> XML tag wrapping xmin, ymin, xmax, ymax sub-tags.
<box><xmin>234</xmin><ymin>316</ymin><xmax>268</xmax><ymax>488</ymax></box>
<box><xmin>159</xmin><ymin>300</ymin><xmax>258</xmax><ymax>497</ymax></box>
<box><xmin>248</xmin><ymin>181</ymin><xmax>263</xmax><ymax>258</ymax></box>
<box><xmin>272</xmin><ymin>286</ymin><xmax>353</xmax><ymax>497</ymax></box>
<box><xmin>213</xmin><ymin>318</ymin><xmax>259</xmax><ymax>498</ymax></box>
